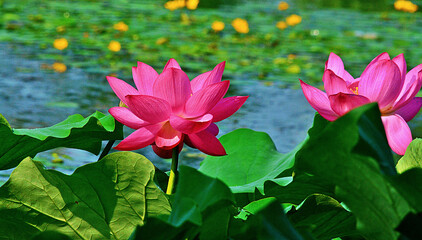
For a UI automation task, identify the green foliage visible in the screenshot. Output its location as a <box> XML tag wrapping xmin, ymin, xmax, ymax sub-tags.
<box><xmin>0</xmin><ymin>152</ymin><xmax>170</xmax><ymax>239</ymax></box>
<box><xmin>134</xmin><ymin>166</ymin><xmax>235</xmax><ymax>240</ymax></box>
<box><xmin>199</xmin><ymin>128</ymin><xmax>304</xmax><ymax>193</ymax></box>
<box><xmin>397</xmin><ymin>138</ymin><xmax>422</xmax><ymax>173</ymax></box>
<box><xmin>295</xmin><ymin>104</ymin><xmax>422</xmax><ymax>240</ymax></box>
<box><xmin>286</xmin><ymin>194</ymin><xmax>360</xmax><ymax>239</ymax></box>
<box><xmin>0</xmin><ymin>111</ymin><xmax>123</xmax><ymax>170</ymax></box>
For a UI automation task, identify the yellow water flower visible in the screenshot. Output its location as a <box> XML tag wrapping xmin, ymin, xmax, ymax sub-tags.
<box><xmin>394</xmin><ymin>0</ymin><xmax>418</xmax><ymax>13</ymax></box>
<box><xmin>276</xmin><ymin>21</ymin><xmax>288</xmax><ymax>30</ymax></box>
<box><xmin>113</xmin><ymin>21</ymin><xmax>129</xmax><ymax>32</ymax></box>
<box><xmin>156</xmin><ymin>37</ymin><xmax>169</xmax><ymax>45</ymax></box>
<box><xmin>287</xmin><ymin>54</ymin><xmax>296</xmax><ymax>60</ymax></box>
<box><xmin>186</xmin><ymin>0</ymin><xmax>199</xmax><ymax>10</ymax></box>
<box><xmin>232</xmin><ymin>18</ymin><xmax>249</xmax><ymax>34</ymax></box>
<box><xmin>164</xmin><ymin>1</ymin><xmax>178</xmax><ymax>11</ymax></box>
<box><xmin>52</xmin><ymin>62</ymin><xmax>67</xmax><ymax>73</ymax></box>
<box><xmin>278</xmin><ymin>1</ymin><xmax>289</xmax><ymax>11</ymax></box>
<box><xmin>286</xmin><ymin>14</ymin><xmax>302</xmax><ymax>26</ymax></box>
<box><xmin>53</xmin><ymin>38</ymin><xmax>68</xmax><ymax>50</ymax></box>
<box><xmin>211</xmin><ymin>21</ymin><xmax>225</xmax><ymax>32</ymax></box>
<box><xmin>108</xmin><ymin>40</ymin><xmax>121</xmax><ymax>52</ymax></box>
<box><xmin>286</xmin><ymin>64</ymin><xmax>301</xmax><ymax>74</ymax></box>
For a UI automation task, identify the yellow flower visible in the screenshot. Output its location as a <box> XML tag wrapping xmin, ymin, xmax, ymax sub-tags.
<box><xmin>175</xmin><ymin>0</ymin><xmax>185</xmax><ymax>8</ymax></box>
<box><xmin>286</xmin><ymin>64</ymin><xmax>301</xmax><ymax>74</ymax></box>
<box><xmin>276</xmin><ymin>21</ymin><xmax>288</xmax><ymax>30</ymax></box>
<box><xmin>108</xmin><ymin>40</ymin><xmax>121</xmax><ymax>52</ymax></box>
<box><xmin>286</xmin><ymin>14</ymin><xmax>302</xmax><ymax>26</ymax></box>
<box><xmin>287</xmin><ymin>54</ymin><xmax>296</xmax><ymax>60</ymax></box>
<box><xmin>211</xmin><ymin>21</ymin><xmax>225</xmax><ymax>32</ymax></box>
<box><xmin>156</xmin><ymin>37</ymin><xmax>169</xmax><ymax>45</ymax></box>
<box><xmin>278</xmin><ymin>1</ymin><xmax>289</xmax><ymax>11</ymax></box>
<box><xmin>113</xmin><ymin>21</ymin><xmax>129</xmax><ymax>32</ymax></box>
<box><xmin>232</xmin><ymin>18</ymin><xmax>249</xmax><ymax>34</ymax></box>
<box><xmin>164</xmin><ymin>1</ymin><xmax>178</xmax><ymax>11</ymax></box>
<box><xmin>53</xmin><ymin>38</ymin><xmax>68</xmax><ymax>50</ymax></box>
<box><xmin>186</xmin><ymin>0</ymin><xmax>199</xmax><ymax>10</ymax></box>
<box><xmin>52</xmin><ymin>62</ymin><xmax>67</xmax><ymax>73</ymax></box>
<box><xmin>394</xmin><ymin>0</ymin><xmax>418</xmax><ymax>13</ymax></box>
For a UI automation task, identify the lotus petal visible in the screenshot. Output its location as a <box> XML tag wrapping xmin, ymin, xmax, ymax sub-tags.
<box><xmin>169</xmin><ymin>114</ymin><xmax>213</xmax><ymax>134</ymax></box>
<box><xmin>107</xmin><ymin>76</ymin><xmax>139</xmax><ymax>105</ymax></box>
<box><xmin>153</xmin><ymin>68</ymin><xmax>192</xmax><ymax>114</ymax></box>
<box><xmin>114</xmin><ymin>125</ymin><xmax>161</xmax><ymax>150</ymax></box>
<box><xmin>381</xmin><ymin>114</ymin><xmax>412</xmax><ymax>155</ymax></box>
<box><xmin>208</xmin><ymin>96</ymin><xmax>248</xmax><ymax>122</ymax></box>
<box><xmin>184</xmin><ymin>81</ymin><xmax>230</xmax><ymax>118</ymax></box>
<box><xmin>109</xmin><ymin>107</ymin><xmax>149</xmax><ymax>129</ymax></box>
<box><xmin>329</xmin><ymin>93</ymin><xmax>371</xmax><ymax>116</ymax></box>
<box><xmin>125</xmin><ymin>95</ymin><xmax>171</xmax><ymax>124</ymax></box>
<box><xmin>132</xmin><ymin>62</ymin><xmax>158</xmax><ymax>95</ymax></box>
<box><xmin>300</xmin><ymin>80</ymin><xmax>338</xmax><ymax>121</ymax></box>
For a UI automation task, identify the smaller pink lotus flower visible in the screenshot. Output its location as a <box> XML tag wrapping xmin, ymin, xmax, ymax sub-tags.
<box><xmin>300</xmin><ymin>52</ymin><xmax>422</xmax><ymax>155</ymax></box>
<box><xmin>108</xmin><ymin>59</ymin><xmax>248</xmax><ymax>158</ymax></box>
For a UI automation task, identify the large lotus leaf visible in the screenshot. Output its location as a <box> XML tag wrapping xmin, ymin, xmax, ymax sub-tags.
<box><xmin>396</xmin><ymin>139</ymin><xmax>422</xmax><ymax>173</ymax></box>
<box><xmin>264</xmin><ymin>173</ymin><xmax>335</xmax><ymax>205</ymax></box>
<box><xmin>0</xmin><ymin>152</ymin><xmax>171</xmax><ymax>240</ymax></box>
<box><xmin>229</xmin><ymin>198</ymin><xmax>306</xmax><ymax>240</ymax></box>
<box><xmin>133</xmin><ymin>166</ymin><xmax>235</xmax><ymax>240</ymax></box>
<box><xmin>287</xmin><ymin>194</ymin><xmax>360</xmax><ymax>239</ymax></box>
<box><xmin>295</xmin><ymin>104</ymin><xmax>411</xmax><ymax>240</ymax></box>
<box><xmin>0</xmin><ymin>111</ymin><xmax>123</xmax><ymax>170</ymax></box>
<box><xmin>199</xmin><ymin>128</ymin><xmax>305</xmax><ymax>193</ymax></box>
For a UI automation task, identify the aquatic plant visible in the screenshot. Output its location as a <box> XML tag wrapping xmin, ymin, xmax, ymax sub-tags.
<box><xmin>300</xmin><ymin>52</ymin><xmax>422</xmax><ymax>155</ymax></box>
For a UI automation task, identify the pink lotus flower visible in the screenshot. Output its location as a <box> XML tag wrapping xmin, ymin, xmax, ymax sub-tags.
<box><xmin>300</xmin><ymin>52</ymin><xmax>422</xmax><ymax>155</ymax></box>
<box><xmin>107</xmin><ymin>59</ymin><xmax>248</xmax><ymax>158</ymax></box>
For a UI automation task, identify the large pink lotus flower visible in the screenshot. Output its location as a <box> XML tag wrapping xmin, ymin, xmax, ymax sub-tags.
<box><xmin>300</xmin><ymin>52</ymin><xmax>422</xmax><ymax>155</ymax></box>
<box><xmin>107</xmin><ymin>59</ymin><xmax>248</xmax><ymax>158</ymax></box>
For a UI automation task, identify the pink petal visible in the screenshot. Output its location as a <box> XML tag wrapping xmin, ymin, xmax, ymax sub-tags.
<box><xmin>191</xmin><ymin>61</ymin><xmax>226</xmax><ymax>93</ymax></box>
<box><xmin>125</xmin><ymin>95</ymin><xmax>171</xmax><ymax>124</ymax></box>
<box><xmin>188</xmin><ymin>130</ymin><xmax>226</xmax><ymax>156</ymax></box>
<box><xmin>109</xmin><ymin>107</ymin><xmax>149</xmax><ymax>129</ymax></box>
<box><xmin>155</xmin><ymin>122</ymin><xmax>183</xmax><ymax>149</ymax></box>
<box><xmin>184</xmin><ymin>81</ymin><xmax>230</xmax><ymax>118</ymax></box>
<box><xmin>107</xmin><ymin>76</ymin><xmax>139</xmax><ymax>105</ymax></box>
<box><xmin>205</xmin><ymin>123</ymin><xmax>219</xmax><ymax>136</ymax></box>
<box><xmin>184</xmin><ymin>123</ymin><xmax>219</xmax><ymax>148</ymax></box>
<box><xmin>361</xmin><ymin>52</ymin><xmax>391</xmax><ymax>76</ymax></box>
<box><xmin>163</xmin><ymin>58</ymin><xmax>181</xmax><ymax>71</ymax></box>
<box><xmin>358</xmin><ymin>60</ymin><xmax>403</xmax><ymax>110</ymax></box>
<box><xmin>114</xmin><ymin>124</ymin><xmax>161</xmax><ymax>151</ymax></box>
<box><xmin>328</xmin><ymin>93</ymin><xmax>371</xmax><ymax>116</ymax></box>
<box><xmin>169</xmin><ymin>114</ymin><xmax>213</xmax><ymax>134</ymax></box>
<box><xmin>381</xmin><ymin>114</ymin><xmax>412</xmax><ymax>155</ymax></box>
<box><xmin>132</xmin><ymin>62</ymin><xmax>158</xmax><ymax>96</ymax></box>
<box><xmin>300</xmin><ymin>80</ymin><xmax>338</xmax><ymax>121</ymax></box>
<box><xmin>208</xmin><ymin>96</ymin><xmax>248</xmax><ymax>122</ymax></box>
<box><xmin>324</xmin><ymin>53</ymin><xmax>354</xmax><ymax>84</ymax></box>
<box><xmin>323</xmin><ymin>69</ymin><xmax>352</xmax><ymax>95</ymax></box>
<box><xmin>152</xmin><ymin>143</ymin><xmax>183</xmax><ymax>159</ymax></box>
<box><xmin>395</xmin><ymin>97</ymin><xmax>422</xmax><ymax>122</ymax></box>
<box><xmin>392</xmin><ymin>54</ymin><xmax>407</xmax><ymax>82</ymax></box>
<box><xmin>393</xmin><ymin>65</ymin><xmax>422</xmax><ymax>111</ymax></box>
<box><xmin>153</xmin><ymin>68</ymin><xmax>192</xmax><ymax>114</ymax></box>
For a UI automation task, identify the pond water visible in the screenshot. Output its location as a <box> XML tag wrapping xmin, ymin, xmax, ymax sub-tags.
<box><xmin>1</xmin><ymin>0</ymin><xmax>422</xmax><ymax>183</ymax></box>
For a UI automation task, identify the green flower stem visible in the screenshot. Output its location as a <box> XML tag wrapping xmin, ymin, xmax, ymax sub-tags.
<box><xmin>98</xmin><ymin>140</ymin><xmax>115</xmax><ymax>161</ymax></box>
<box><xmin>166</xmin><ymin>147</ymin><xmax>179</xmax><ymax>194</ymax></box>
